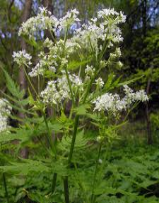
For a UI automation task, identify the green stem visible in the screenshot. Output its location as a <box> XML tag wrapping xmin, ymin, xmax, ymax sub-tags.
<box><xmin>64</xmin><ymin>115</ymin><xmax>79</xmax><ymax>203</ymax></box>
<box><xmin>43</xmin><ymin>112</ymin><xmax>58</xmax><ymax>194</ymax></box>
<box><xmin>99</xmin><ymin>36</ymin><xmax>108</xmax><ymax>61</ymax></box>
<box><xmin>3</xmin><ymin>173</ymin><xmax>9</xmax><ymax>203</ymax></box>
<box><xmin>91</xmin><ymin>143</ymin><xmax>102</xmax><ymax>203</ymax></box>
<box><xmin>68</xmin><ymin>116</ymin><xmax>79</xmax><ymax>165</ymax></box>
<box><xmin>64</xmin><ymin>26</ymin><xmax>69</xmax><ymax>45</ymax></box>
<box><xmin>64</xmin><ymin>176</ymin><xmax>69</xmax><ymax>203</ymax></box>
<box><xmin>63</xmin><ymin>31</ymin><xmax>107</xmax><ymax>203</ymax></box>
<box><xmin>43</xmin><ymin>112</ymin><xmax>53</xmax><ymax>149</ymax></box>
<box><xmin>23</xmin><ymin>66</ymin><xmax>38</xmax><ymax>97</ymax></box>
<box><xmin>37</xmin><ymin>135</ymin><xmax>52</xmax><ymax>156</ymax></box>
<box><xmin>37</xmin><ymin>74</ymin><xmax>40</xmax><ymax>94</ymax></box>
<box><xmin>65</xmin><ymin>67</ymin><xmax>75</xmax><ymax>106</ymax></box>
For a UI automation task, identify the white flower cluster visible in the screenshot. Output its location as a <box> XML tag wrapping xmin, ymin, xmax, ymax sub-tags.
<box><xmin>40</xmin><ymin>81</ymin><xmax>61</xmax><ymax>104</ymax></box>
<box><xmin>18</xmin><ymin>7</ymin><xmax>125</xmax><ymax>47</ymax></box>
<box><xmin>18</xmin><ymin>7</ymin><xmax>80</xmax><ymax>38</ymax></box>
<box><xmin>0</xmin><ymin>99</ymin><xmax>12</xmax><ymax>133</ymax></box>
<box><xmin>73</xmin><ymin>8</ymin><xmax>126</xmax><ymax>52</ymax></box>
<box><xmin>123</xmin><ymin>85</ymin><xmax>149</xmax><ymax>104</ymax></box>
<box><xmin>18</xmin><ymin>7</ymin><xmax>58</xmax><ymax>38</ymax></box>
<box><xmin>58</xmin><ymin>9</ymin><xmax>80</xmax><ymax>31</ymax></box>
<box><xmin>95</xmin><ymin>77</ymin><xmax>104</xmax><ymax>88</ymax></box>
<box><xmin>98</xmin><ymin>8</ymin><xmax>126</xmax><ymax>22</ymax></box>
<box><xmin>106</xmin><ymin>47</ymin><xmax>123</xmax><ymax>69</ymax></box>
<box><xmin>98</xmin><ymin>8</ymin><xmax>118</xmax><ymax>17</ymax></box>
<box><xmin>93</xmin><ymin>85</ymin><xmax>148</xmax><ymax>113</ymax></box>
<box><xmin>29</xmin><ymin>39</ymin><xmax>81</xmax><ymax>77</ymax></box>
<box><xmin>15</xmin><ymin>7</ymin><xmax>126</xmax><ymax>79</ymax></box>
<box><xmin>85</xmin><ymin>65</ymin><xmax>95</xmax><ymax>76</ymax></box>
<box><xmin>40</xmin><ymin>72</ymin><xmax>83</xmax><ymax>105</ymax></box>
<box><xmin>12</xmin><ymin>50</ymin><xmax>32</xmax><ymax>66</ymax></box>
<box><xmin>28</xmin><ymin>51</ymin><xmax>57</xmax><ymax>77</ymax></box>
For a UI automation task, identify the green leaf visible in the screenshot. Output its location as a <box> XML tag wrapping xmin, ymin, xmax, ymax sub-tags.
<box><xmin>0</xmin><ymin>159</ymin><xmax>50</xmax><ymax>175</ymax></box>
<box><xmin>74</xmin><ymin>104</ymin><xmax>90</xmax><ymax>115</ymax></box>
<box><xmin>117</xmin><ymin>75</ymin><xmax>144</xmax><ymax>87</ymax></box>
<box><xmin>59</xmin><ymin>130</ymin><xmax>89</xmax><ymax>151</ymax></box>
<box><xmin>67</xmin><ymin>57</ymin><xmax>92</xmax><ymax>71</ymax></box>
<box><xmin>3</xmin><ymin>69</ymin><xmax>25</xmax><ymax>99</ymax></box>
<box><xmin>24</xmin><ymin>37</ymin><xmax>39</xmax><ymax>49</ymax></box>
<box><xmin>104</xmin><ymin>73</ymin><xmax>115</xmax><ymax>90</ymax></box>
<box><xmin>0</xmin><ymin>129</ymin><xmax>29</xmax><ymax>143</ymax></box>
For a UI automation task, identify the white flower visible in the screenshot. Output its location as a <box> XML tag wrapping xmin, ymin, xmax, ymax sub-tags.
<box><xmin>134</xmin><ymin>90</ymin><xmax>149</xmax><ymax>102</ymax></box>
<box><xmin>39</xmin><ymin>6</ymin><xmax>51</xmax><ymax>16</ymax></box>
<box><xmin>61</xmin><ymin>58</ymin><xmax>68</xmax><ymax>67</ymax></box>
<box><xmin>92</xmin><ymin>85</ymin><xmax>148</xmax><ymax>113</ymax></box>
<box><xmin>0</xmin><ymin>99</ymin><xmax>12</xmax><ymax>133</ymax></box>
<box><xmin>95</xmin><ymin>77</ymin><xmax>104</xmax><ymax>88</ymax></box>
<box><xmin>18</xmin><ymin>7</ymin><xmax>58</xmax><ymax>38</ymax></box>
<box><xmin>28</xmin><ymin>62</ymin><xmax>44</xmax><ymax>77</ymax></box>
<box><xmin>41</xmin><ymin>72</ymin><xmax>84</xmax><ymax>105</ymax></box>
<box><xmin>13</xmin><ymin>50</ymin><xmax>32</xmax><ymax>66</ymax></box>
<box><xmin>97</xmin><ymin>8</ymin><xmax>118</xmax><ymax>18</ymax></box>
<box><xmin>85</xmin><ymin>65</ymin><xmax>95</xmax><ymax>76</ymax></box>
<box><xmin>58</xmin><ymin>9</ymin><xmax>80</xmax><ymax>31</ymax></box>
<box><xmin>97</xmin><ymin>8</ymin><xmax>126</xmax><ymax>24</ymax></box>
<box><xmin>44</xmin><ymin>38</ymin><xmax>54</xmax><ymax>49</ymax></box>
<box><xmin>40</xmin><ymin>81</ymin><xmax>61</xmax><ymax>105</ymax></box>
<box><xmin>116</xmin><ymin>61</ymin><xmax>123</xmax><ymax>69</ymax></box>
<box><xmin>115</xmin><ymin>48</ymin><xmax>121</xmax><ymax>57</ymax></box>
<box><xmin>123</xmin><ymin>85</ymin><xmax>148</xmax><ymax>103</ymax></box>
<box><xmin>98</xmin><ymin>159</ymin><xmax>103</xmax><ymax>164</ymax></box>
<box><xmin>49</xmin><ymin>66</ymin><xmax>56</xmax><ymax>72</ymax></box>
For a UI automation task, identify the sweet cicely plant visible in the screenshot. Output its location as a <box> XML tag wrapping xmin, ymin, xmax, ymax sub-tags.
<box><xmin>0</xmin><ymin>7</ymin><xmax>148</xmax><ymax>203</ymax></box>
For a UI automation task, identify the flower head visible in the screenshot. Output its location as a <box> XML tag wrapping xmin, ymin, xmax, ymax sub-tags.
<box><xmin>12</xmin><ymin>50</ymin><xmax>32</xmax><ymax>66</ymax></box>
<box><xmin>92</xmin><ymin>85</ymin><xmax>148</xmax><ymax>114</ymax></box>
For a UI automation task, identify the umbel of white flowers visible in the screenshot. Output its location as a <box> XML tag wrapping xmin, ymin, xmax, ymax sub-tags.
<box><xmin>0</xmin><ymin>99</ymin><xmax>12</xmax><ymax>133</ymax></box>
<box><xmin>92</xmin><ymin>85</ymin><xmax>148</xmax><ymax>113</ymax></box>
<box><xmin>12</xmin><ymin>7</ymin><xmax>148</xmax><ymax>114</ymax></box>
<box><xmin>13</xmin><ymin>7</ymin><xmax>126</xmax><ymax>72</ymax></box>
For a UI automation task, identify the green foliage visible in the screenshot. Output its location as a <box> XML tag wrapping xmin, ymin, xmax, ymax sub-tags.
<box><xmin>150</xmin><ymin>112</ymin><xmax>159</xmax><ymax>140</ymax></box>
<box><xmin>3</xmin><ymin>69</ymin><xmax>25</xmax><ymax>99</ymax></box>
<box><xmin>0</xmin><ymin>1</ymin><xmax>159</xmax><ymax>202</ymax></box>
<box><xmin>1</xmin><ymin>142</ymin><xmax>159</xmax><ymax>203</ymax></box>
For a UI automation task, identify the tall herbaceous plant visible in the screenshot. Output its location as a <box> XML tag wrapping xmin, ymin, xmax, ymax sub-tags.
<box><xmin>1</xmin><ymin>7</ymin><xmax>148</xmax><ymax>203</ymax></box>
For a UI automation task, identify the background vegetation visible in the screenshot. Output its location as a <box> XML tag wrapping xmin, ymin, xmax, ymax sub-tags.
<box><xmin>0</xmin><ymin>0</ymin><xmax>159</xmax><ymax>202</ymax></box>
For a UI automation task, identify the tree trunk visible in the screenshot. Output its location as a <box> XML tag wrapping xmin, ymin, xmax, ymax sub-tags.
<box><xmin>19</xmin><ymin>0</ymin><xmax>32</xmax><ymax>158</ymax></box>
